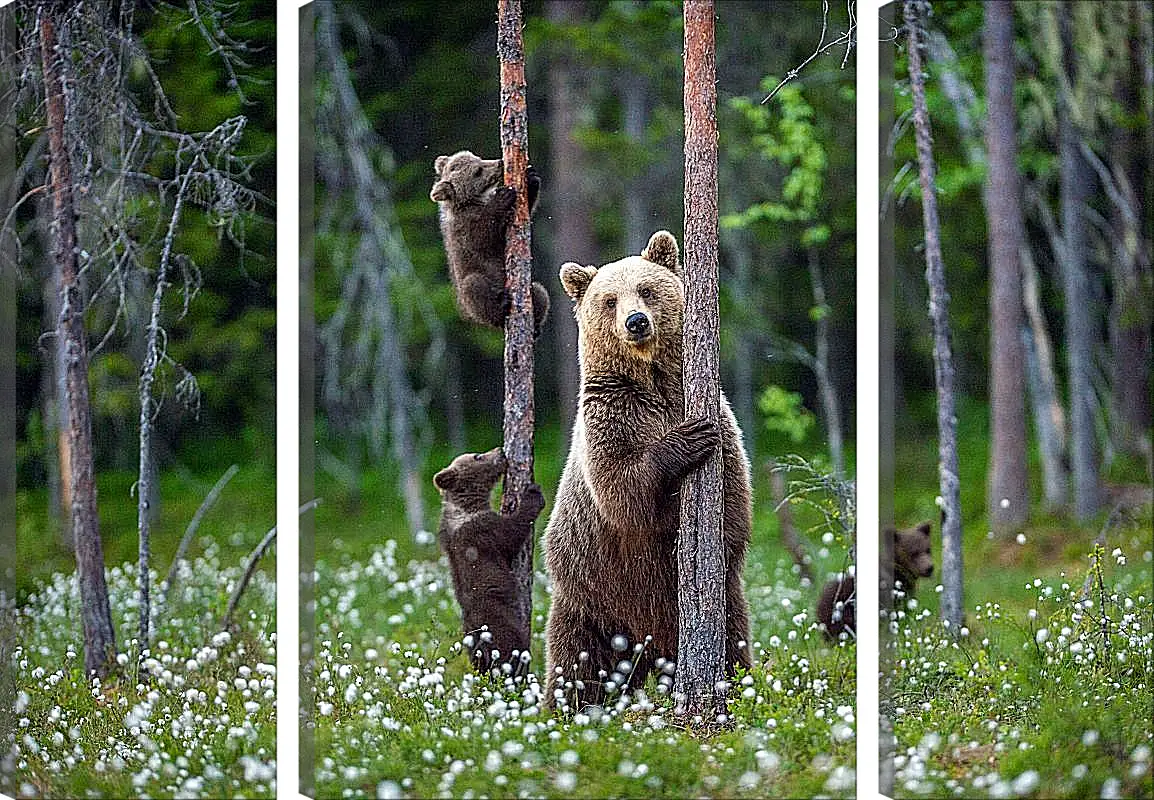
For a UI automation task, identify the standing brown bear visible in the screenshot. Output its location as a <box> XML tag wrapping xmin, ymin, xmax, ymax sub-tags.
<box><xmin>434</xmin><ymin>448</ymin><xmax>545</xmax><ymax>675</ymax></box>
<box><xmin>816</xmin><ymin>521</ymin><xmax>935</xmax><ymax>640</ymax></box>
<box><xmin>430</xmin><ymin>150</ymin><xmax>550</xmax><ymax>335</ymax></box>
<box><xmin>543</xmin><ymin>230</ymin><xmax>753</xmax><ymax>710</ymax></box>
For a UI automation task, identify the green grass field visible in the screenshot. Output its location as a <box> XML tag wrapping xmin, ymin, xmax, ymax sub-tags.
<box><xmin>311</xmin><ymin>422</ymin><xmax>859</xmax><ymax>798</ymax></box>
<box><xmin>886</xmin><ymin>399</ymin><xmax>1153</xmax><ymax>798</ymax></box>
<box><xmin>5</xmin><ymin>442</ymin><xmax>277</xmax><ymax>797</ymax></box>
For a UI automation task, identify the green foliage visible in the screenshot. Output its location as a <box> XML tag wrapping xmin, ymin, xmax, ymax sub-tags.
<box><xmin>723</xmin><ymin>81</ymin><xmax>828</xmax><ymax>247</ymax></box>
<box><xmin>758</xmin><ymin>385</ymin><xmax>816</xmax><ymax>446</ymax></box>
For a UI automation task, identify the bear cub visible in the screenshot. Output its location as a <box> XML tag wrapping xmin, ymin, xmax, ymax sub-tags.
<box><xmin>430</xmin><ymin>150</ymin><xmax>550</xmax><ymax>336</ymax></box>
<box><xmin>817</xmin><ymin>521</ymin><xmax>934</xmax><ymax>640</ymax></box>
<box><xmin>434</xmin><ymin>447</ymin><xmax>546</xmax><ymax>674</ymax></box>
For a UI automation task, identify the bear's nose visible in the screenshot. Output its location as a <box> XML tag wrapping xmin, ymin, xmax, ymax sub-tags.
<box><xmin>625</xmin><ymin>312</ymin><xmax>651</xmax><ymax>337</ymax></box>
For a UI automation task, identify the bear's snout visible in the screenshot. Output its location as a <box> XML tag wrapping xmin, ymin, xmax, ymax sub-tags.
<box><xmin>624</xmin><ymin>311</ymin><xmax>652</xmax><ymax>340</ymax></box>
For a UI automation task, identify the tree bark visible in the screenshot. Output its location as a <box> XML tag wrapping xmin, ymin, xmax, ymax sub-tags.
<box><xmin>497</xmin><ymin>0</ymin><xmax>536</xmax><ymax>652</ymax></box>
<box><xmin>315</xmin><ymin>2</ymin><xmax>428</xmax><ymax>536</ymax></box>
<box><xmin>136</xmin><ymin>161</ymin><xmax>194</xmax><ymax>654</ymax></box>
<box><xmin>675</xmin><ymin>0</ymin><xmax>726</xmax><ymax>722</ymax></box>
<box><xmin>1021</xmin><ymin>245</ymin><xmax>1069</xmax><ymax>511</ymax></box>
<box><xmin>983</xmin><ymin>0</ymin><xmax>1030</xmax><ymax>531</ymax></box>
<box><xmin>808</xmin><ymin>248</ymin><xmax>844</xmax><ymax>480</ymax></box>
<box><xmin>545</xmin><ymin>0</ymin><xmax>591</xmax><ymax>444</ymax></box>
<box><xmin>1107</xmin><ymin>2</ymin><xmax>1152</xmax><ymax>467</ymax></box>
<box><xmin>905</xmin><ymin>0</ymin><xmax>964</xmax><ymax>632</ymax></box>
<box><xmin>1058</xmin><ymin>1</ymin><xmax>1101</xmax><ymax>521</ymax></box>
<box><xmin>927</xmin><ymin>28</ymin><xmax>1068</xmax><ymax>509</ymax></box>
<box><xmin>39</xmin><ymin>2</ymin><xmax>117</xmax><ymax>677</ymax></box>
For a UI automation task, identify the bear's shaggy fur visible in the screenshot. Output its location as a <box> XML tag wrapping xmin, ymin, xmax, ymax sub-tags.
<box><xmin>816</xmin><ymin>521</ymin><xmax>935</xmax><ymax>640</ymax></box>
<box><xmin>434</xmin><ymin>447</ymin><xmax>545</xmax><ymax>674</ymax></box>
<box><xmin>430</xmin><ymin>150</ymin><xmax>549</xmax><ymax>335</ymax></box>
<box><xmin>543</xmin><ymin>230</ymin><xmax>753</xmax><ymax>710</ymax></box>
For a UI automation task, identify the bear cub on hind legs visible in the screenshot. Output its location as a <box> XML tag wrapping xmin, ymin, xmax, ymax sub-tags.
<box><xmin>434</xmin><ymin>448</ymin><xmax>545</xmax><ymax>674</ymax></box>
<box><xmin>430</xmin><ymin>150</ymin><xmax>550</xmax><ymax>336</ymax></box>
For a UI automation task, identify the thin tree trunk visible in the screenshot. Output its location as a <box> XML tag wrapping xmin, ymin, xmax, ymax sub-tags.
<box><xmin>928</xmin><ymin>28</ymin><xmax>1069</xmax><ymax>506</ymax></box>
<box><xmin>136</xmin><ymin>162</ymin><xmax>194</xmax><ymax>653</ymax></box>
<box><xmin>622</xmin><ymin>71</ymin><xmax>649</xmax><ymax>254</ymax></box>
<box><xmin>497</xmin><ymin>0</ymin><xmax>536</xmax><ymax>651</ymax></box>
<box><xmin>808</xmin><ymin>248</ymin><xmax>844</xmax><ymax>480</ymax></box>
<box><xmin>0</xmin><ymin>63</ymin><xmax>14</xmax><ymax>602</ymax></box>
<box><xmin>1021</xmin><ymin>244</ymin><xmax>1068</xmax><ymax>510</ymax></box>
<box><xmin>906</xmin><ymin>0</ymin><xmax>964</xmax><ymax>632</ymax></box>
<box><xmin>1058</xmin><ymin>1</ymin><xmax>1100</xmax><ymax>521</ymax></box>
<box><xmin>39</xmin><ymin>2</ymin><xmax>117</xmax><ymax>677</ymax></box>
<box><xmin>983</xmin><ymin>0</ymin><xmax>1029</xmax><ymax>531</ymax></box>
<box><xmin>1107</xmin><ymin>3</ymin><xmax>1152</xmax><ymax>465</ymax></box>
<box><xmin>315</xmin><ymin>2</ymin><xmax>428</xmax><ymax>536</ymax></box>
<box><xmin>675</xmin><ymin>0</ymin><xmax>726</xmax><ymax>722</ymax></box>
<box><xmin>546</xmin><ymin>0</ymin><xmax>591</xmax><ymax>443</ymax></box>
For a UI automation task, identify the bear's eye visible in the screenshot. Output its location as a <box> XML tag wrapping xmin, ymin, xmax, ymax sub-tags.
<box><xmin>605</xmin><ymin>296</ymin><xmax>617</xmax><ymax>310</ymax></box>
<box><xmin>639</xmin><ymin>287</ymin><xmax>654</xmax><ymax>302</ymax></box>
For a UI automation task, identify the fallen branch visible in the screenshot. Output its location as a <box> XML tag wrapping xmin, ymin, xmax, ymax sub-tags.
<box><xmin>221</xmin><ymin>499</ymin><xmax>320</xmax><ymax>629</ymax></box>
<box><xmin>160</xmin><ymin>463</ymin><xmax>239</xmax><ymax>603</ymax></box>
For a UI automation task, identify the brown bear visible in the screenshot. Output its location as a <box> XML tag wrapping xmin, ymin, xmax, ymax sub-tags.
<box><xmin>430</xmin><ymin>150</ymin><xmax>550</xmax><ymax>335</ymax></box>
<box><xmin>543</xmin><ymin>230</ymin><xmax>753</xmax><ymax>711</ymax></box>
<box><xmin>816</xmin><ymin>521</ymin><xmax>934</xmax><ymax>640</ymax></box>
<box><xmin>433</xmin><ymin>447</ymin><xmax>546</xmax><ymax>675</ymax></box>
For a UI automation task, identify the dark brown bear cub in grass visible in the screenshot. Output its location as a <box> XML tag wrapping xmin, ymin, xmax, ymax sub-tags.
<box><xmin>434</xmin><ymin>448</ymin><xmax>546</xmax><ymax>674</ymax></box>
<box><xmin>817</xmin><ymin>521</ymin><xmax>935</xmax><ymax>640</ymax></box>
<box><xmin>430</xmin><ymin>150</ymin><xmax>550</xmax><ymax>335</ymax></box>
<box><xmin>543</xmin><ymin>230</ymin><xmax>753</xmax><ymax>711</ymax></box>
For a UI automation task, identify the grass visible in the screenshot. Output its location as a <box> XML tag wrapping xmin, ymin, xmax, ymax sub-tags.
<box><xmin>1</xmin><ymin>544</ymin><xmax>277</xmax><ymax>798</ymax></box>
<box><xmin>886</xmin><ymin>397</ymin><xmax>1154</xmax><ymax>798</ymax></box>
<box><xmin>4</xmin><ymin>444</ymin><xmax>277</xmax><ymax>797</ymax></box>
<box><xmin>311</xmin><ymin>424</ymin><xmax>858</xmax><ymax>798</ymax></box>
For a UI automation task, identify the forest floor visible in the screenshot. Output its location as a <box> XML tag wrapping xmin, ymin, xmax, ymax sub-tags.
<box><xmin>311</xmin><ymin>432</ymin><xmax>858</xmax><ymax>798</ymax></box>
<box><xmin>888</xmin><ymin>399</ymin><xmax>1154</xmax><ymax>798</ymax></box>
<box><xmin>4</xmin><ymin>449</ymin><xmax>278</xmax><ymax>797</ymax></box>
<box><xmin>1</xmin><ymin>544</ymin><xmax>278</xmax><ymax>798</ymax></box>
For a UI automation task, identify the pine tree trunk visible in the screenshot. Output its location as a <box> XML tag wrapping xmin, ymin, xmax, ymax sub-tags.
<box><xmin>545</xmin><ymin>0</ymin><xmax>590</xmax><ymax>443</ymax></box>
<box><xmin>1107</xmin><ymin>3</ymin><xmax>1152</xmax><ymax>466</ymax></box>
<box><xmin>39</xmin><ymin>2</ymin><xmax>117</xmax><ymax>677</ymax></box>
<box><xmin>983</xmin><ymin>0</ymin><xmax>1030</xmax><ymax>531</ymax></box>
<box><xmin>1058</xmin><ymin>2</ymin><xmax>1101</xmax><ymax>521</ymax></box>
<box><xmin>0</xmin><ymin>77</ymin><xmax>14</xmax><ymax>599</ymax></box>
<box><xmin>905</xmin><ymin>0</ymin><xmax>964</xmax><ymax>632</ymax></box>
<box><xmin>497</xmin><ymin>0</ymin><xmax>536</xmax><ymax>651</ymax></box>
<box><xmin>675</xmin><ymin>0</ymin><xmax>727</xmax><ymax>722</ymax></box>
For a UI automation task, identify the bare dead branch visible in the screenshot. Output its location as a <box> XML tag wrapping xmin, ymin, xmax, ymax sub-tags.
<box><xmin>221</xmin><ymin>499</ymin><xmax>321</xmax><ymax>630</ymax></box>
<box><xmin>160</xmin><ymin>463</ymin><xmax>239</xmax><ymax>603</ymax></box>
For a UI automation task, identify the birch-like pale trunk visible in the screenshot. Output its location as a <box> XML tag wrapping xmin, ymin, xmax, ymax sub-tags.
<box><xmin>808</xmin><ymin>249</ymin><xmax>844</xmax><ymax>480</ymax></box>
<box><xmin>675</xmin><ymin>0</ymin><xmax>727</xmax><ymax>721</ymax></box>
<box><xmin>136</xmin><ymin>164</ymin><xmax>195</xmax><ymax>654</ymax></box>
<box><xmin>497</xmin><ymin>0</ymin><xmax>536</xmax><ymax>651</ymax></box>
<box><xmin>905</xmin><ymin>0</ymin><xmax>964</xmax><ymax>632</ymax></box>
<box><xmin>39</xmin><ymin>2</ymin><xmax>117</xmax><ymax>676</ymax></box>
<box><xmin>1058</xmin><ymin>2</ymin><xmax>1101</xmax><ymax>521</ymax></box>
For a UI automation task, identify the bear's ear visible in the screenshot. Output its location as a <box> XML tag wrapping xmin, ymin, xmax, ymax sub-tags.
<box><xmin>641</xmin><ymin>230</ymin><xmax>680</xmax><ymax>274</ymax></box>
<box><xmin>434</xmin><ymin>155</ymin><xmax>449</xmax><ymax>175</ymax></box>
<box><xmin>560</xmin><ymin>262</ymin><xmax>598</xmax><ymax>302</ymax></box>
<box><xmin>916</xmin><ymin>521</ymin><xmax>932</xmax><ymax>537</ymax></box>
<box><xmin>433</xmin><ymin>466</ymin><xmax>457</xmax><ymax>492</ymax></box>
